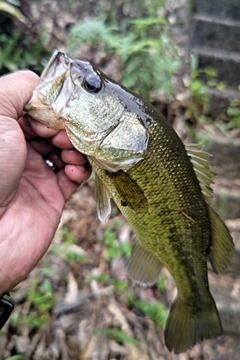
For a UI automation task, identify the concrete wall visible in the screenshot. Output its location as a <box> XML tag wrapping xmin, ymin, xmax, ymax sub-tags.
<box><xmin>191</xmin><ymin>0</ymin><xmax>240</xmax><ymax>115</ymax></box>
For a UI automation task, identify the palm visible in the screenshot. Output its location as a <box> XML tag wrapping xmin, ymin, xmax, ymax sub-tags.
<box><xmin>0</xmin><ymin>117</ymin><xmax>65</xmax><ymax>292</ymax></box>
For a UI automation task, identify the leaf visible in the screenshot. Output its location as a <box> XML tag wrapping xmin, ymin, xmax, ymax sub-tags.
<box><xmin>0</xmin><ymin>1</ymin><xmax>26</xmax><ymax>22</ymax></box>
<box><xmin>95</xmin><ymin>327</ymin><xmax>143</xmax><ymax>347</ymax></box>
<box><xmin>67</xmin><ymin>18</ymin><xmax>119</xmax><ymax>56</ymax></box>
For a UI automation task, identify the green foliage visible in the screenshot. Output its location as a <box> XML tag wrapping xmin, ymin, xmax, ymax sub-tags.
<box><xmin>49</xmin><ymin>227</ymin><xmax>86</xmax><ymax>263</ymax></box>
<box><xmin>95</xmin><ymin>327</ymin><xmax>142</xmax><ymax>347</ymax></box>
<box><xmin>67</xmin><ymin>0</ymin><xmax>180</xmax><ymax>99</ymax></box>
<box><xmin>11</xmin><ymin>279</ymin><xmax>55</xmax><ymax>329</ymax></box>
<box><xmin>157</xmin><ymin>274</ymin><xmax>166</xmax><ymax>292</ymax></box>
<box><xmin>67</xmin><ymin>19</ymin><xmax>118</xmax><ymax>55</ymax></box>
<box><xmin>226</xmin><ymin>99</ymin><xmax>240</xmax><ymax>128</ymax></box>
<box><xmin>88</xmin><ymin>272</ymin><xmax>128</xmax><ymax>291</ymax></box>
<box><xmin>0</xmin><ymin>29</ymin><xmax>51</xmax><ymax>75</ymax></box>
<box><xmin>127</xmin><ymin>292</ymin><xmax>167</xmax><ymax>328</ymax></box>
<box><xmin>0</xmin><ymin>0</ymin><xmax>26</xmax><ymax>23</ymax></box>
<box><xmin>39</xmin><ymin>260</ymin><xmax>56</xmax><ymax>277</ymax></box>
<box><xmin>102</xmin><ymin>222</ymin><xmax>131</xmax><ymax>261</ymax></box>
<box><xmin>5</xmin><ymin>356</ymin><xmax>25</xmax><ymax>360</ymax></box>
<box><xmin>10</xmin><ymin>227</ymin><xmax>85</xmax><ymax>331</ymax></box>
<box><xmin>189</xmin><ymin>55</ymin><xmax>227</xmax><ymax>123</ymax></box>
<box><xmin>189</xmin><ymin>55</ymin><xmax>240</xmax><ymax>134</ymax></box>
<box><xmin>0</xmin><ymin>31</ymin><xmax>23</xmax><ymax>72</ymax></box>
<box><xmin>118</xmin><ymin>18</ymin><xmax>180</xmax><ymax>98</ymax></box>
<box><xmin>188</xmin><ymin>55</ymin><xmax>211</xmax><ymax>121</ymax></box>
<box><xmin>25</xmin><ymin>279</ymin><xmax>54</xmax><ymax>329</ymax></box>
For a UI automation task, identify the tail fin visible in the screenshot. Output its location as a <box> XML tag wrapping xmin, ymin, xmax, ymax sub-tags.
<box><xmin>164</xmin><ymin>295</ymin><xmax>222</xmax><ymax>353</ymax></box>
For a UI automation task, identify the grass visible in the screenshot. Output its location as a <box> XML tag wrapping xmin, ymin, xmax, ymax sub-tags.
<box><xmin>0</xmin><ymin>29</ymin><xmax>51</xmax><ymax>76</ymax></box>
<box><xmin>127</xmin><ymin>292</ymin><xmax>167</xmax><ymax>329</ymax></box>
<box><xmin>10</xmin><ymin>278</ymin><xmax>55</xmax><ymax>330</ymax></box>
<box><xmin>102</xmin><ymin>221</ymin><xmax>132</xmax><ymax>261</ymax></box>
<box><xmin>95</xmin><ymin>327</ymin><xmax>144</xmax><ymax>348</ymax></box>
<box><xmin>49</xmin><ymin>227</ymin><xmax>86</xmax><ymax>263</ymax></box>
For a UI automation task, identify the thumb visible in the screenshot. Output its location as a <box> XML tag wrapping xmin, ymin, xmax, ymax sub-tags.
<box><xmin>0</xmin><ymin>71</ymin><xmax>39</xmax><ymax>210</ymax></box>
<box><xmin>0</xmin><ymin>71</ymin><xmax>39</xmax><ymax>119</ymax></box>
<box><xmin>0</xmin><ymin>117</ymin><xmax>26</xmax><ymax>209</ymax></box>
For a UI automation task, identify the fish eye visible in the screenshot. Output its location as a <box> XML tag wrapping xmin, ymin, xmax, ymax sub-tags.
<box><xmin>83</xmin><ymin>75</ymin><xmax>102</xmax><ymax>93</ymax></box>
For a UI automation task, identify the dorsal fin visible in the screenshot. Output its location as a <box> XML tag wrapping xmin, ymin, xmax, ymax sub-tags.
<box><xmin>185</xmin><ymin>144</ymin><xmax>215</xmax><ymax>204</ymax></box>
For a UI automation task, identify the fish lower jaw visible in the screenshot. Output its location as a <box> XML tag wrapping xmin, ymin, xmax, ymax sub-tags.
<box><xmin>25</xmin><ymin>94</ymin><xmax>64</xmax><ymax>129</ymax></box>
<box><xmin>27</xmin><ymin>106</ymin><xmax>65</xmax><ymax>129</ymax></box>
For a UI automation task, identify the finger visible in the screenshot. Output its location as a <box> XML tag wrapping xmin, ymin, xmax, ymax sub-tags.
<box><xmin>28</xmin><ymin>116</ymin><xmax>60</xmax><ymax>138</ymax></box>
<box><xmin>0</xmin><ymin>71</ymin><xmax>39</xmax><ymax>119</ymax></box>
<box><xmin>57</xmin><ymin>169</ymin><xmax>78</xmax><ymax>201</ymax></box>
<box><xmin>64</xmin><ymin>164</ymin><xmax>92</xmax><ymax>184</ymax></box>
<box><xmin>50</xmin><ymin>130</ymin><xmax>74</xmax><ymax>149</ymax></box>
<box><xmin>48</xmin><ymin>152</ymin><xmax>65</xmax><ymax>170</ymax></box>
<box><xmin>61</xmin><ymin>149</ymin><xmax>88</xmax><ymax>165</ymax></box>
<box><xmin>29</xmin><ymin>139</ymin><xmax>54</xmax><ymax>155</ymax></box>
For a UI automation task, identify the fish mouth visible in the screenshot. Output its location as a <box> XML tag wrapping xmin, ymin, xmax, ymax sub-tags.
<box><xmin>25</xmin><ymin>50</ymin><xmax>71</xmax><ymax>107</ymax></box>
<box><xmin>24</xmin><ymin>51</ymin><xmax>90</xmax><ymax>113</ymax></box>
<box><xmin>41</xmin><ymin>50</ymin><xmax>71</xmax><ymax>80</ymax></box>
<box><xmin>24</xmin><ymin>51</ymin><xmax>74</xmax><ymax>128</ymax></box>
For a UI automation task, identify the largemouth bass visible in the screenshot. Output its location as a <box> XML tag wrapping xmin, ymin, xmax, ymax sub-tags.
<box><xmin>25</xmin><ymin>51</ymin><xmax>234</xmax><ymax>353</ymax></box>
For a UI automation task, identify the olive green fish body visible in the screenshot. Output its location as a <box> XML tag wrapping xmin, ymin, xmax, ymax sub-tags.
<box><xmin>90</xmin><ymin>108</ymin><xmax>220</xmax><ymax>352</ymax></box>
<box><xmin>25</xmin><ymin>51</ymin><xmax>234</xmax><ymax>353</ymax></box>
<box><xmin>92</xmin><ymin>110</ymin><xmax>211</xmax><ymax>283</ymax></box>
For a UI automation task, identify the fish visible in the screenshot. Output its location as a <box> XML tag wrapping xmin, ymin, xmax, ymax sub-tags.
<box><xmin>25</xmin><ymin>50</ymin><xmax>234</xmax><ymax>353</ymax></box>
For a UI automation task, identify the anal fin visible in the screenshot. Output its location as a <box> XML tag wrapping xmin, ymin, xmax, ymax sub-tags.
<box><xmin>127</xmin><ymin>239</ymin><xmax>163</xmax><ymax>285</ymax></box>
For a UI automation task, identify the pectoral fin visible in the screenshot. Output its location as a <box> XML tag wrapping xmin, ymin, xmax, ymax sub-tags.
<box><xmin>127</xmin><ymin>239</ymin><xmax>163</xmax><ymax>285</ymax></box>
<box><xmin>207</xmin><ymin>205</ymin><xmax>234</xmax><ymax>273</ymax></box>
<box><xmin>95</xmin><ymin>175</ymin><xmax>111</xmax><ymax>222</ymax></box>
<box><xmin>106</xmin><ymin>171</ymin><xmax>148</xmax><ymax>212</ymax></box>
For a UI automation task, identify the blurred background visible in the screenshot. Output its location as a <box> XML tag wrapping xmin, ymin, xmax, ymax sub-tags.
<box><xmin>1</xmin><ymin>0</ymin><xmax>240</xmax><ymax>359</ymax></box>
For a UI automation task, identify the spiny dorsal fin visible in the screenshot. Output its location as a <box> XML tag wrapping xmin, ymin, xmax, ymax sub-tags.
<box><xmin>95</xmin><ymin>174</ymin><xmax>111</xmax><ymax>221</ymax></box>
<box><xmin>127</xmin><ymin>238</ymin><xmax>163</xmax><ymax>285</ymax></box>
<box><xmin>185</xmin><ymin>144</ymin><xmax>215</xmax><ymax>204</ymax></box>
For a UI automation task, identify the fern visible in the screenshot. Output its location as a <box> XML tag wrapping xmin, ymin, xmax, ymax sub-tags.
<box><xmin>66</xmin><ymin>0</ymin><xmax>180</xmax><ymax>99</ymax></box>
<box><xmin>67</xmin><ymin>18</ymin><xmax>119</xmax><ymax>56</ymax></box>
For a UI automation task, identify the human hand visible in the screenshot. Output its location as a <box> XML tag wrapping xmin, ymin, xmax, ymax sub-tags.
<box><xmin>0</xmin><ymin>71</ymin><xmax>91</xmax><ymax>295</ymax></box>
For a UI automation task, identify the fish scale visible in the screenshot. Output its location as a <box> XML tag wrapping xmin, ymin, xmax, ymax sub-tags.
<box><xmin>91</xmin><ymin>118</ymin><xmax>215</xmax><ymax>342</ymax></box>
<box><xmin>25</xmin><ymin>50</ymin><xmax>234</xmax><ymax>354</ymax></box>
